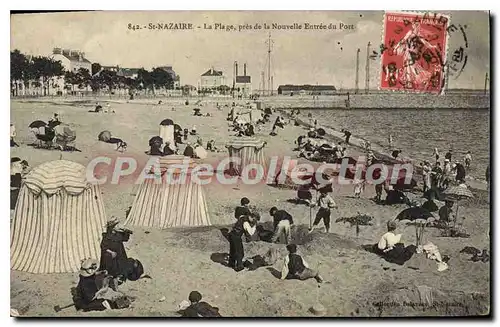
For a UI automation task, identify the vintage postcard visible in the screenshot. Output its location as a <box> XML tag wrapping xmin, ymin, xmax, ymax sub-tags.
<box><xmin>10</xmin><ymin>10</ymin><xmax>490</xmax><ymax>317</ymax></box>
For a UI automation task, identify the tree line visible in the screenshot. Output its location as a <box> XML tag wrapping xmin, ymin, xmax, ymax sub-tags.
<box><xmin>10</xmin><ymin>49</ymin><xmax>175</xmax><ymax>96</ymax></box>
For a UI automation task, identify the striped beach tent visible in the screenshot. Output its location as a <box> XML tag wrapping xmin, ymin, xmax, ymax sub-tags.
<box><xmin>11</xmin><ymin>160</ymin><xmax>107</xmax><ymax>274</ymax></box>
<box><xmin>225</xmin><ymin>137</ymin><xmax>267</xmax><ymax>176</ymax></box>
<box><xmin>125</xmin><ymin>155</ymin><xmax>214</xmax><ymax>229</ymax></box>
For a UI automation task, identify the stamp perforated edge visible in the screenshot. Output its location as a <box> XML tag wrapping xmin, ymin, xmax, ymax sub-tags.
<box><xmin>378</xmin><ymin>10</ymin><xmax>451</xmax><ymax>95</ymax></box>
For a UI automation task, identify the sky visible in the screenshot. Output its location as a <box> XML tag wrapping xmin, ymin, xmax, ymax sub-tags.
<box><xmin>11</xmin><ymin>11</ymin><xmax>490</xmax><ymax>89</ymax></box>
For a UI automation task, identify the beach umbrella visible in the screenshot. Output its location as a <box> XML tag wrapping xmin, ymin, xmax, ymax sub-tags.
<box><xmin>98</xmin><ymin>131</ymin><xmax>112</xmax><ymax>142</ymax></box>
<box><xmin>47</xmin><ymin>120</ymin><xmax>61</xmax><ymax>129</ymax></box>
<box><xmin>29</xmin><ymin>120</ymin><xmax>47</xmax><ymax>129</ymax></box>
<box><xmin>442</xmin><ymin>185</ymin><xmax>473</xmax><ymax>227</ymax></box>
<box><xmin>421</xmin><ymin>200</ymin><xmax>439</xmax><ymax>212</ymax></box>
<box><xmin>160</xmin><ymin>119</ymin><xmax>174</xmax><ymax>126</ymax></box>
<box><xmin>395</xmin><ymin>206</ymin><xmax>434</xmax><ymax>247</ymax></box>
<box><xmin>396</xmin><ymin>207</ymin><xmax>433</xmax><ymax>221</ymax></box>
<box><xmin>316</xmin><ymin>128</ymin><xmax>326</xmax><ymax>136</ymax></box>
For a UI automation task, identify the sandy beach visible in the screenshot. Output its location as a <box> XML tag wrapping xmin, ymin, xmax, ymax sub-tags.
<box><xmin>10</xmin><ymin>97</ymin><xmax>490</xmax><ymax>317</ymax></box>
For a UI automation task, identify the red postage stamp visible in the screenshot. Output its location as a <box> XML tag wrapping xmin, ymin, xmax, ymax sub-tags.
<box><xmin>380</xmin><ymin>12</ymin><xmax>449</xmax><ymax>94</ymax></box>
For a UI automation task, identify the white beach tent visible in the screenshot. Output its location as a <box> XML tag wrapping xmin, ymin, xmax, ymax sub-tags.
<box><xmin>10</xmin><ymin>160</ymin><xmax>107</xmax><ymax>274</ymax></box>
<box><xmin>125</xmin><ymin>155</ymin><xmax>219</xmax><ymax>229</ymax></box>
<box><xmin>225</xmin><ymin>137</ymin><xmax>267</xmax><ymax>176</ymax></box>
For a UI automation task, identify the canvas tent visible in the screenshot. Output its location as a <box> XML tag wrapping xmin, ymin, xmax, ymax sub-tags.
<box><xmin>11</xmin><ymin>160</ymin><xmax>107</xmax><ymax>274</ymax></box>
<box><xmin>125</xmin><ymin>155</ymin><xmax>215</xmax><ymax>228</ymax></box>
<box><xmin>159</xmin><ymin>119</ymin><xmax>175</xmax><ymax>147</ymax></box>
<box><xmin>225</xmin><ymin>137</ymin><xmax>267</xmax><ymax>176</ymax></box>
<box><xmin>234</xmin><ymin>109</ymin><xmax>263</xmax><ymax>125</ymax></box>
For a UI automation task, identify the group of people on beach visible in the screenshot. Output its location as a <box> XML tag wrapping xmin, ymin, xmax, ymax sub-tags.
<box><xmin>224</xmin><ymin>196</ymin><xmax>326</xmax><ymax>283</ymax></box>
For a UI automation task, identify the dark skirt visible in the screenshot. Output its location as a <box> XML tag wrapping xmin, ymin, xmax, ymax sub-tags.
<box><xmin>373</xmin><ymin>243</ymin><xmax>416</xmax><ymax>265</ymax></box>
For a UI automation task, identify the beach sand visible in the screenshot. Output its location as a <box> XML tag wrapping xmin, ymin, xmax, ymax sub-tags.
<box><xmin>10</xmin><ymin>98</ymin><xmax>490</xmax><ymax>317</ymax></box>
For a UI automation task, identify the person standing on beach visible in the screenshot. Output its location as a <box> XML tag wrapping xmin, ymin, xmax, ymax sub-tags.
<box><xmin>421</xmin><ymin>161</ymin><xmax>432</xmax><ymax>193</ymax></box>
<box><xmin>433</xmin><ymin>148</ymin><xmax>440</xmax><ymax>164</ymax></box>
<box><xmin>227</xmin><ymin>216</ymin><xmax>247</xmax><ymax>272</ymax></box>
<box><xmin>234</xmin><ymin>197</ymin><xmax>251</xmax><ymax>220</ymax></box>
<box><xmin>441</xmin><ymin>159</ymin><xmax>452</xmax><ymax>189</ymax></box>
<box><xmin>464</xmin><ymin>151</ymin><xmax>472</xmax><ymax>170</ymax></box>
<box><xmin>309</xmin><ymin>189</ymin><xmax>337</xmax><ymax>233</ymax></box>
<box><xmin>388</xmin><ymin>134</ymin><xmax>394</xmax><ymax>149</ymax></box>
<box><xmin>445</xmin><ymin>149</ymin><xmax>452</xmax><ymax>162</ymax></box>
<box><xmin>431</xmin><ymin>162</ymin><xmax>443</xmax><ymax>190</ymax></box>
<box><xmin>454</xmin><ymin>161</ymin><xmax>466</xmax><ymax>184</ymax></box>
<box><xmin>343</xmin><ymin>129</ymin><xmax>352</xmax><ymax>144</ymax></box>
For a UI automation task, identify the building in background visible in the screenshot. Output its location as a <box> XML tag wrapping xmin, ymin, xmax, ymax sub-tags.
<box><xmin>117</xmin><ymin>67</ymin><xmax>140</xmax><ymax>79</ymax></box>
<box><xmin>200</xmin><ymin>68</ymin><xmax>226</xmax><ymax>92</ymax></box>
<box><xmin>277</xmin><ymin>84</ymin><xmax>336</xmax><ymax>96</ymax></box>
<box><xmin>51</xmin><ymin>48</ymin><xmax>92</xmax><ymax>73</ymax></box>
<box><xmin>235</xmin><ymin>63</ymin><xmax>252</xmax><ymax>97</ymax></box>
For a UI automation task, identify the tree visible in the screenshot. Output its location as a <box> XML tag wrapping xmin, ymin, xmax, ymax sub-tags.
<box><xmin>76</xmin><ymin>68</ymin><xmax>92</xmax><ymax>89</ymax></box>
<box><xmin>91</xmin><ymin>63</ymin><xmax>102</xmax><ymax>76</ymax></box>
<box><xmin>31</xmin><ymin>56</ymin><xmax>65</xmax><ymax>96</ymax></box>
<box><xmin>151</xmin><ymin>67</ymin><xmax>174</xmax><ymax>91</ymax></box>
<box><xmin>11</xmin><ymin>50</ymin><xmax>28</xmax><ymax>96</ymax></box>
<box><xmin>137</xmin><ymin>68</ymin><xmax>153</xmax><ymax>94</ymax></box>
<box><xmin>64</xmin><ymin>71</ymin><xmax>78</xmax><ymax>93</ymax></box>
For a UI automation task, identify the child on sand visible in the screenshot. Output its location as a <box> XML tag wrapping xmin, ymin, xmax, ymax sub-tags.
<box><xmin>309</xmin><ymin>189</ymin><xmax>337</xmax><ymax>233</ymax></box>
<box><xmin>353</xmin><ymin>179</ymin><xmax>366</xmax><ymax>198</ymax></box>
<box><xmin>280</xmin><ymin>244</ymin><xmax>324</xmax><ymax>283</ymax></box>
<box><xmin>464</xmin><ymin>151</ymin><xmax>472</xmax><ymax>170</ymax></box>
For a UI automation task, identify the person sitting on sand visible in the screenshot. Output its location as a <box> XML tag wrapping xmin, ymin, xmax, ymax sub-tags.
<box><xmin>206</xmin><ymin>140</ymin><xmax>217</xmax><ymax>152</ymax></box>
<box><xmin>391</xmin><ymin>149</ymin><xmax>402</xmax><ymax>160</ymax></box>
<box><xmin>178</xmin><ymin>291</ymin><xmax>222</xmax><ymax>317</ymax></box>
<box><xmin>10</xmin><ymin>123</ymin><xmax>19</xmax><ymax>147</ymax></box>
<box><xmin>309</xmin><ymin>189</ymin><xmax>337</xmax><ymax>233</ymax></box>
<box><xmin>190</xmin><ymin>125</ymin><xmax>197</xmax><ymax>136</ymax></box>
<box><xmin>280</xmin><ymin>244</ymin><xmax>324</xmax><ymax>283</ymax></box>
<box><xmin>183</xmin><ymin>142</ymin><xmax>195</xmax><ymax>158</ymax></box>
<box><xmin>163</xmin><ymin>141</ymin><xmax>175</xmax><ymax>156</ymax></box>
<box><xmin>234</xmin><ymin>197</ymin><xmax>251</xmax><ymax>220</ymax></box>
<box><xmin>245</xmin><ymin>248</ymin><xmax>279</xmax><ymax>271</ymax></box>
<box><xmin>244</xmin><ymin>124</ymin><xmax>255</xmax><ymax>137</ymax></box>
<box><xmin>74</xmin><ymin>259</ymin><xmax>129</xmax><ymax>312</ymax></box>
<box><xmin>270</xmin><ymin>207</ymin><xmax>294</xmax><ymax>244</ymax></box>
<box><xmin>438</xmin><ymin>201</ymin><xmax>454</xmax><ymax>224</ymax></box>
<box><xmin>183</xmin><ymin>128</ymin><xmax>189</xmax><ymax>141</ymax></box>
<box><xmin>373</xmin><ymin>221</ymin><xmax>416</xmax><ymax>265</ymax></box>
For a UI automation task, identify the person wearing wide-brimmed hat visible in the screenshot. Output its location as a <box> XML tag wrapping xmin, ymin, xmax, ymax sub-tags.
<box><xmin>74</xmin><ymin>259</ymin><xmax>112</xmax><ymax>311</ymax></box>
<box><xmin>99</xmin><ymin>218</ymin><xmax>130</xmax><ymax>282</ymax></box>
<box><xmin>309</xmin><ymin>188</ymin><xmax>337</xmax><ymax>234</ymax></box>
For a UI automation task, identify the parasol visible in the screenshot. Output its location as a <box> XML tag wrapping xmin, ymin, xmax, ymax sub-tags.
<box><xmin>442</xmin><ymin>185</ymin><xmax>473</xmax><ymax>227</ymax></box>
<box><xmin>316</xmin><ymin>128</ymin><xmax>326</xmax><ymax>136</ymax></box>
<box><xmin>395</xmin><ymin>206</ymin><xmax>434</xmax><ymax>247</ymax></box>
<box><xmin>29</xmin><ymin>120</ymin><xmax>47</xmax><ymax>129</ymax></box>
<box><xmin>47</xmin><ymin>120</ymin><xmax>61</xmax><ymax>129</ymax></box>
<box><xmin>98</xmin><ymin>131</ymin><xmax>112</xmax><ymax>142</ymax></box>
<box><xmin>160</xmin><ymin>119</ymin><xmax>174</xmax><ymax>126</ymax></box>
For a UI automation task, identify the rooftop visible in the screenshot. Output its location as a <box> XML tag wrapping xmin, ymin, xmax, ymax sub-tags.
<box><xmin>201</xmin><ymin>68</ymin><xmax>223</xmax><ymax>77</ymax></box>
